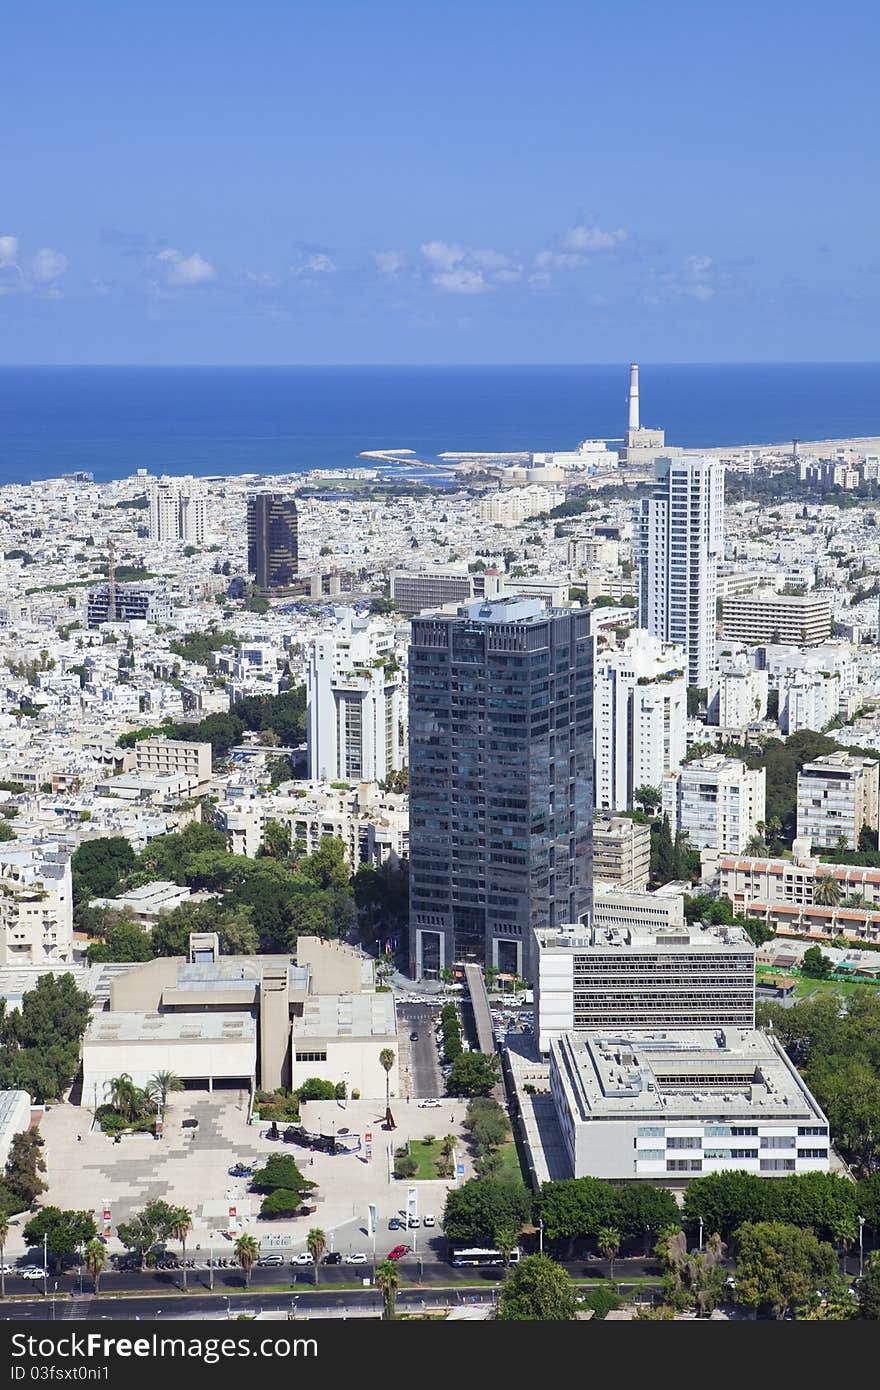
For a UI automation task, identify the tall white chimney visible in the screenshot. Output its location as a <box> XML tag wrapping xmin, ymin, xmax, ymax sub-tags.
<box><xmin>628</xmin><ymin>363</ymin><xmax>640</xmax><ymax>432</ymax></box>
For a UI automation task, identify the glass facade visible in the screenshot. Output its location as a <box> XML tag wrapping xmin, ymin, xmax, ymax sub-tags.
<box><xmin>409</xmin><ymin>599</ymin><xmax>593</xmax><ymax>978</ymax></box>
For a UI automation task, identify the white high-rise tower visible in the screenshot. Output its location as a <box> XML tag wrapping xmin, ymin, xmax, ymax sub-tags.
<box><xmin>638</xmin><ymin>455</ymin><xmax>725</xmax><ymax>688</ymax></box>
<box><xmin>628</xmin><ymin>363</ymin><xmax>640</xmax><ymax>431</ymax></box>
<box><xmin>148</xmin><ymin>476</ymin><xmax>207</xmax><ymax>544</ymax></box>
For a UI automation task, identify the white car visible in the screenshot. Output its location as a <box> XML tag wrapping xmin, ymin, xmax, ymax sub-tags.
<box><xmin>423</xmin><ymin>1215</ymin><xmax>436</xmax><ymax>1228</ymax></box>
<box><xmin>289</xmin><ymin>1252</ymin><xmax>314</xmax><ymax>1265</ymax></box>
<box><xmin>20</xmin><ymin>1268</ymin><xmax>45</xmax><ymax>1280</ymax></box>
<box><xmin>418</xmin><ymin>1098</ymin><xmax>441</xmax><ymax>1108</ymax></box>
<box><xmin>344</xmin><ymin>1252</ymin><xmax>368</xmax><ymax>1265</ymax></box>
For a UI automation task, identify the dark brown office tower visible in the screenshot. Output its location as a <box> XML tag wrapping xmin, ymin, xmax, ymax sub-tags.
<box><xmin>247</xmin><ymin>492</ymin><xmax>299</xmax><ymax>589</ymax></box>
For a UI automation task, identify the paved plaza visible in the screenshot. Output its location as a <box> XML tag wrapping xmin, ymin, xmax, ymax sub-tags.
<box><xmin>11</xmin><ymin>1091</ymin><xmax>476</xmax><ymax>1261</ymax></box>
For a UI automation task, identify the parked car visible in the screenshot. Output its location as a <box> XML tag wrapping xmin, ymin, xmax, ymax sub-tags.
<box><xmin>388</xmin><ymin>1217</ymin><xmax>405</xmax><ymax>1230</ymax></box>
<box><xmin>408</xmin><ymin>1216</ymin><xmax>421</xmax><ymax>1228</ymax></box>
<box><xmin>387</xmin><ymin>1245</ymin><xmax>411</xmax><ymax>1260</ymax></box>
<box><xmin>344</xmin><ymin>1252</ymin><xmax>368</xmax><ymax>1265</ymax></box>
<box><xmin>418</xmin><ymin>1098</ymin><xmax>441</xmax><ymax>1109</ymax></box>
<box><xmin>20</xmin><ymin>1268</ymin><xmax>45</xmax><ymax>1280</ymax></box>
<box><xmin>258</xmin><ymin>1254</ymin><xmax>285</xmax><ymax>1267</ymax></box>
<box><xmin>410</xmin><ymin>1031</ymin><xmax>420</xmax><ymax>1041</ymax></box>
<box><xmin>323</xmin><ymin>1252</ymin><xmax>342</xmax><ymax>1265</ymax></box>
<box><xmin>290</xmin><ymin>1252</ymin><xmax>314</xmax><ymax>1265</ymax></box>
<box><xmin>423</xmin><ymin>1215</ymin><xmax>436</xmax><ymax>1228</ymax></box>
<box><xmin>181</xmin><ymin>1118</ymin><xmax>198</xmax><ymax>1129</ymax></box>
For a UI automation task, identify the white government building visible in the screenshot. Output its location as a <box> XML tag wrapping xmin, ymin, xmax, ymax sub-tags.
<box><xmin>549</xmin><ymin>1028</ymin><xmax>830</xmax><ymax>1182</ymax></box>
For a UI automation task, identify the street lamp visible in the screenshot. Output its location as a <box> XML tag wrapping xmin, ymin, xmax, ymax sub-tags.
<box><xmin>859</xmin><ymin>1215</ymin><xmax>866</xmax><ymax>1279</ymax></box>
<box><xmin>209</xmin><ymin>1246</ymin><xmax>214</xmax><ymax>1291</ymax></box>
<box><xmin>42</xmin><ymin>1235</ymin><xmax>48</xmax><ymax>1299</ymax></box>
<box><xmin>698</xmin><ymin>1217</ymin><xmax>704</xmax><ymax>1253</ymax></box>
<box><xmin>538</xmin><ymin>1218</ymin><xmax>544</xmax><ymax>1256</ymax></box>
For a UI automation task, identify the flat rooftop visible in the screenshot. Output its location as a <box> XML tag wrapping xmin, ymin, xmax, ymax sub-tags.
<box><xmin>85</xmin><ymin>1011</ymin><xmax>256</xmax><ymax>1044</ymax></box>
<box><xmin>535</xmin><ymin>922</ymin><xmax>754</xmax><ymax>953</ymax></box>
<box><xmin>552</xmin><ymin>1028</ymin><xmax>825</xmax><ymax>1123</ymax></box>
<box><xmin>296</xmin><ymin>992</ymin><xmax>396</xmax><ymax>1041</ymax></box>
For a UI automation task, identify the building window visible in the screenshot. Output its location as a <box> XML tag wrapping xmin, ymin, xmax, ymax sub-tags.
<box><xmin>295</xmin><ymin>1050</ymin><xmax>328</xmax><ymax>1063</ymax></box>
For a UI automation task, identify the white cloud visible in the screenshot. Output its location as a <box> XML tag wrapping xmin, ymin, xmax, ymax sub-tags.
<box><xmin>291</xmin><ymin>252</ymin><xmax>336</xmax><ymax>275</ymax></box>
<box><xmin>373</xmin><ymin>250</ymin><xmax>407</xmax><ymax>278</ymax></box>
<box><xmin>0</xmin><ymin>236</ymin><xmax>19</xmax><ymax>268</ymax></box>
<box><xmin>31</xmin><ymin>248</ymin><xmax>69</xmax><ymax>283</ymax></box>
<box><xmin>420</xmin><ymin>240</ymin><xmax>466</xmax><ymax>271</ymax></box>
<box><xmin>244</xmin><ymin>270</ymin><xmax>282</xmax><ymax>289</ymax></box>
<box><xmin>156</xmin><ymin>248</ymin><xmax>216</xmax><ymax>286</ymax></box>
<box><xmin>431</xmin><ymin>267</ymin><xmax>489</xmax><ymax>294</ymax></box>
<box><xmin>534</xmin><ymin>249</ymin><xmax>586</xmax><ymax>269</ymax></box>
<box><xmin>563</xmin><ymin>222</ymin><xmax>628</xmax><ymax>253</ymax></box>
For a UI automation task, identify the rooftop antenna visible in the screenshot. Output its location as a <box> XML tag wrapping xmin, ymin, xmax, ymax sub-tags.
<box><xmin>107</xmin><ymin>539</ymin><xmax>117</xmax><ymax>621</ymax></box>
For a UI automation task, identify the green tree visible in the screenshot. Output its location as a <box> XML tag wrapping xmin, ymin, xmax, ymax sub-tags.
<box><xmin>169</xmin><ymin>1207</ymin><xmax>193</xmax><ymax>1291</ymax></box>
<box><xmin>633</xmin><ymin>785</ymin><xmax>661</xmax><ymax>814</ymax></box>
<box><xmin>858</xmin><ymin>824</ymin><xmax>879</xmax><ymax>853</ymax></box>
<box><xmin>683</xmin><ymin>1171</ymin><xmax>775</xmax><ymax>1238</ymax></box>
<box><xmin>0</xmin><ymin>1211</ymin><xmax>8</xmax><ymax>1297</ymax></box>
<box><xmin>596</xmin><ymin>1225</ymin><xmax>621</xmax><ymax>1280</ymax></box>
<box><xmin>615</xmin><ymin>1183</ymin><xmax>681</xmax><ymax>1254</ymax></box>
<box><xmin>251</xmin><ymin>1152</ymin><xmax>316</xmax><ymax>1197</ymax></box>
<box><xmin>84</xmin><ymin>1238</ymin><xmax>107</xmax><ymax>1295</ymax></box>
<box><xmin>801</xmin><ymin>945</ymin><xmax>834</xmax><ymax>979</ymax></box>
<box><xmin>71</xmin><ymin>836</ymin><xmax>138</xmax><ymax>902</ymax></box>
<box><xmin>379</xmin><ymin>1048</ymin><xmax>395</xmax><ymax>1118</ymax></box>
<box><xmin>23</xmin><ymin>1208</ymin><xmax>97</xmax><ymax>1270</ymax></box>
<box><xmin>733</xmin><ymin>1220</ymin><xmax>837</xmax><ymax>1318</ymax></box>
<box><xmin>86</xmin><ymin>917</ymin><xmax>155</xmax><ymax>963</ymax></box>
<box><xmin>858</xmin><ymin>1254</ymin><xmax>880</xmax><ymax>1318</ymax></box>
<box><xmin>307</xmin><ymin>1227</ymin><xmax>326</xmax><ymax>1284</ymax></box>
<box><xmin>497</xmin><ymin>1254</ymin><xmax>580</xmax><ymax>1321</ymax></box>
<box><xmin>535</xmin><ymin>1178</ymin><xmax>619</xmax><ymax>1255</ymax></box>
<box><xmin>235</xmin><ymin>1233</ymin><xmax>259</xmax><ymax>1287</ymax></box>
<box><xmin>443</xmin><ymin>1179</ymin><xmax>532</xmax><ymax>1247</ymax></box>
<box><xmin>376</xmin><ymin>1259</ymin><xmax>400</xmax><ymax>1319</ymax></box>
<box><xmin>260</xmin><ymin>819</ymin><xmax>292</xmax><ymax>860</ymax></box>
<box><xmin>445</xmin><ymin>1052</ymin><xmax>500</xmax><ymax>1098</ymax></box>
<box><xmin>147</xmin><ymin>1071</ymin><xmax>184</xmax><ymax>1112</ymax></box>
<box><xmin>494</xmin><ymin>1218</ymin><xmax>523</xmax><ymax>1272</ymax></box>
<box><xmin>105</xmin><ymin>1074</ymin><xmax>150</xmax><ymax>1123</ymax></box>
<box><xmin>2</xmin><ymin>1131</ymin><xmax>46</xmax><ymax>1207</ymax></box>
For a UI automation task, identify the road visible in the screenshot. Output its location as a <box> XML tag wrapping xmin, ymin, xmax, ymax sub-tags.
<box><xmin>0</xmin><ymin>1255</ymin><xmax>667</xmax><ymax>1302</ymax></box>
<box><xmin>395</xmin><ymin>1002</ymin><xmax>442</xmax><ymax>1098</ymax></box>
<box><xmin>0</xmin><ymin>1287</ymin><xmax>508</xmax><ymax>1321</ymax></box>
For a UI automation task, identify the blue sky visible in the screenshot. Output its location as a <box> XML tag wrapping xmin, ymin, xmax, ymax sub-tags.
<box><xmin>2</xmin><ymin>0</ymin><xmax>879</xmax><ymax>364</ymax></box>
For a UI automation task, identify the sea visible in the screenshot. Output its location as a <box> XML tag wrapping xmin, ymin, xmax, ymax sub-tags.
<box><xmin>2</xmin><ymin>363</ymin><xmax>880</xmax><ymax>487</ymax></box>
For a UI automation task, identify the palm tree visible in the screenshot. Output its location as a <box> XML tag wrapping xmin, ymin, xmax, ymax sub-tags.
<box><xmin>169</xmin><ymin>1207</ymin><xmax>193</xmax><ymax>1291</ymax></box>
<box><xmin>831</xmin><ymin>1215</ymin><xmax>859</xmax><ymax>1274</ymax></box>
<box><xmin>494</xmin><ymin>1219</ymin><xmax>521</xmax><ymax>1275</ymax></box>
<box><xmin>84</xmin><ymin>1238</ymin><xmax>107</xmax><ymax>1295</ymax></box>
<box><xmin>379</xmin><ymin>1048</ymin><xmax>395</xmax><ymax>1122</ymax></box>
<box><xmin>147</xmin><ymin>1071</ymin><xmax>184</xmax><ymax>1113</ymax></box>
<box><xmin>745</xmin><ymin>835</ymin><xmax>768</xmax><ymax>856</ymax></box>
<box><xmin>596</xmin><ymin>1226</ymin><xmax>621</xmax><ymax>1281</ymax></box>
<box><xmin>235</xmin><ymin>1234</ymin><xmax>259</xmax><ymax>1288</ymax></box>
<box><xmin>105</xmin><ymin>1074</ymin><xmax>145</xmax><ymax>1123</ymax></box>
<box><xmin>814</xmin><ymin>874</ymin><xmax>842</xmax><ymax>907</ymax></box>
<box><xmin>376</xmin><ymin>1259</ymin><xmax>400</xmax><ymax>1320</ymax></box>
<box><xmin>307</xmin><ymin>1227</ymin><xmax>326</xmax><ymax>1285</ymax></box>
<box><xmin>0</xmin><ymin>1212</ymin><xmax>8</xmax><ymax>1299</ymax></box>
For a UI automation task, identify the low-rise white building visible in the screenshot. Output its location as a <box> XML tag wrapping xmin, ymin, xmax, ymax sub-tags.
<box><xmin>0</xmin><ymin>1089</ymin><xmax>32</xmax><ymax>1168</ymax></box>
<box><xmin>549</xmin><ymin>1028</ymin><xmax>830</xmax><ymax>1182</ymax></box>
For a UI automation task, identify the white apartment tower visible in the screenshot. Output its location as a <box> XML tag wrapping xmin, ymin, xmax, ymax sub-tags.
<box><xmin>662</xmin><ymin>754</ymin><xmax>766</xmax><ymax>854</ymax></box>
<box><xmin>148</xmin><ymin>476</ymin><xmax>208</xmax><ymax>545</ymax></box>
<box><xmin>796</xmin><ymin>752</ymin><xmax>880</xmax><ymax>850</ymax></box>
<box><xmin>594</xmin><ymin>629</ymin><xmax>687</xmax><ymax>812</ymax></box>
<box><xmin>638</xmin><ymin>455</ymin><xmax>725</xmax><ymax>687</ymax></box>
<box><xmin>0</xmin><ymin>846</ymin><xmax>74</xmax><ymax>966</ymax></box>
<box><xmin>307</xmin><ymin>608</ymin><xmax>404</xmax><ymax>783</ymax></box>
<box><xmin>707</xmin><ymin>648</ymin><xmax>769</xmax><ymax>728</ymax></box>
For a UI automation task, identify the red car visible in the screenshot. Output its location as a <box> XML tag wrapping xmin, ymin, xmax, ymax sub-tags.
<box><xmin>387</xmin><ymin>1245</ymin><xmax>411</xmax><ymax>1260</ymax></box>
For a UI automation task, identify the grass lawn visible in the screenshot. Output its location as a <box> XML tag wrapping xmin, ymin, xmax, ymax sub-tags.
<box><xmin>493</xmin><ymin>1140</ymin><xmax>526</xmax><ymax>1184</ymax></box>
<box><xmin>756</xmin><ymin>965</ymin><xmax>880</xmax><ymax>1000</ymax></box>
<box><xmin>408</xmin><ymin>1139</ymin><xmax>448</xmax><ymax>1179</ymax></box>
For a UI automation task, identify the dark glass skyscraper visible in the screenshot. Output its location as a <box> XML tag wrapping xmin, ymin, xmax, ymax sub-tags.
<box><xmin>247</xmin><ymin>492</ymin><xmax>299</xmax><ymax>589</ymax></box>
<box><xmin>408</xmin><ymin>596</ymin><xmax>593</xmax><ymax>982</ymax></box>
